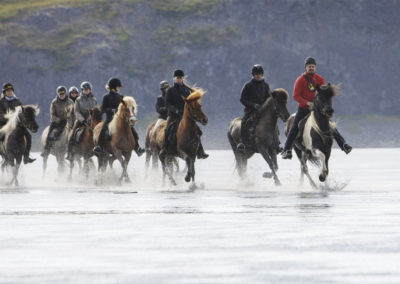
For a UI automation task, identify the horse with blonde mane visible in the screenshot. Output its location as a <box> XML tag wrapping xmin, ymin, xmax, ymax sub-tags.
<box><xmin>159</xmin><ymin>89</ymin><xmax>208</xmax><ymax>186</ymax></box>
<box><xmin>93</xmin><ymin>96</ymin><xmax>138</xmax><ymax>184</ymax></box>
<box><xmin>0</xmin><ymin>105</ymin><xmax>40</xmax><ymax>186</ymax></box>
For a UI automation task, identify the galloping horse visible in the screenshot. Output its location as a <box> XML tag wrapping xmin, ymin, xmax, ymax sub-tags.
<box><xmin>285</xmin><ymin>83</ymin><xmax>339</xmax><ymax>188</ymax></box>
<box><xmin>228</xmin><ymin>88</ymin><xmax>290</xmax><ymax>185</ymax></box>
<box><xmin>0</xmin><ymin>105</ymin><xmax>39</xmax><ymax>186</ymax></box>
<box><xmin>93</xmin><ymin>96</ymin><xmax>137</xmax><ymax>184</ymax></box>
<box><xmin>68</xmin><ymin>107</ymin><xmax>103</xmax><ymax>178</ymax></box>
<box><xmin>159</xmin><ymin>89</ymin><xmax>208</xmax><ymax>185</ymax></box>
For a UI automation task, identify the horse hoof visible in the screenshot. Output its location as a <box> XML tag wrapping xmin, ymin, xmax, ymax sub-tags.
<box><xmin>319</xmin><ymin>175</ymin><xmax>326</xmax><ymax>182</ymax></box>
<box><xmin>263</xmin><ymin>172</ymin><xmax>273</xmax><ymax>179</ymax></box>
<box><xmin>274</xmin><ymin>180</ymin><xmax>281</xmax><ymax>186</ymax></box>
<box><xmin>185</xmin><ymin>175</ymin><xmax>191</xmax><ymax>183</ymax></box>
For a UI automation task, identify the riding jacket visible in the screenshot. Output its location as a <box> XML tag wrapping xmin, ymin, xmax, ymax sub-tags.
<box><xmin>165</xmin><ymin>83</ymin><xmax>192</xmax><ymax>119</ymax></box>
<box><xmin>75</xmin><ymin>93</ymin><xmax>98</xmax><ymax>123</ymax></box>
<box><xmin>293</xmin><ymin>72</ymin><xmax>325</xmax><ymax>110</ymax></box>
<box><xmin>155</xmin><ymin>95</ymin><xmax>168</xmax><ymax>119</ymax></box>
<box><xmin>101</xmin><ymin>90</ymin><xmax>123</xmax><ymax>121</ymax></box>
<box><xmin>50</xmin><ymin>96</ymin><xmax>74</xmax><ymax>125</ymax></box>
<box><xmin>240</xmin><ymin>78</ymin><xmax>271</xmax><ymax>113</ymax></box>
<box><xmin>0</xmin><ymin>95</ymin><xmax>22</xmax><ymax>126</ymax></box>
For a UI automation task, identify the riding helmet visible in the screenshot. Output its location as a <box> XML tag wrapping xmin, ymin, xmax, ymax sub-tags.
<box><xmin>80</xmin><ymin>81</ymin><xmax>92</xmax><ymax>90</ymax></box>
<box><xmin>2</xmin><ymin>82</ymin><xmax>14</xmax><ymax>93</ymax></box>
<box><xmin>251</xmin><ymin>64</ymin><xmax>264</xmax><ymax>75</ymax></box>
<box><xmin>107</xmin><ymin>77</ymin><xmax>122</xmax><ymax>90</ymax></box>
<box><xmin>69</xmin><ymin>86</ymin><xmax>79</xmax><ymax>94</ymax></box>
<box><xmin>56</xmin><ymin>85</ymin><xmax>67</xmax><ymax>95</ymax></box>
<box><xmin>173</xmin><ymin>69</ymin><xmax>185</xmax><ymax>78</ymax></box>
<box><xmin>305</xmin><ymin>56</ymin><xmax>316</xmax><ymax>66</ymax></box>
<box><xmin>160</xmin><ymin>80</ymin><xmax>169</xmax><ymax>90</ymax></box>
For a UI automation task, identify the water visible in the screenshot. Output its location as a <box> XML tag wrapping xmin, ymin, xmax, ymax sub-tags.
<box><xmin>0</xmin><ymin>149</ymin><xmax>399</xmax><ymax>283</ymax></box>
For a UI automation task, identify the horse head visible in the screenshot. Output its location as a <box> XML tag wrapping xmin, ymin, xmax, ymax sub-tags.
<box><xmin>314</xmin><ymin>83</ymin><xmax>339</xmax><ymax>118</ymax></box>
<box><xmin>88</xmin><ymin>106</ymin><xmax>103</xmax><ymax>128</ymax></box>
<box><xmin>183</xmin><ymin>89</ymin><xmax>208</xmax><ymax>126</ymax></box>
<box><xmin>119</xmin><ymin>96</ymin><xmax>137</xmax><ymax>126</ymax></box>
<box><xmin>21</xmin><ymin>105</ymin><xmax>40</xmax><ymax>133</ymax></box>
<box><xmin>270</xmin><ymin>88</ymin><xmax>290</xmax><ymax>122</ymax></box>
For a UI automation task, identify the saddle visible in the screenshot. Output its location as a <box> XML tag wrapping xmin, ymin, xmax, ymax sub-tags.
<box><xmin>73</xmin><ymin>126</ymin><xmax>86</xmax><ymax>144</ymax></box>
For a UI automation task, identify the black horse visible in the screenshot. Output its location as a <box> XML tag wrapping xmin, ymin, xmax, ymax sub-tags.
<box><xmin>228</xmin><ymin>88</ymin><xmax>290</xmax><ymax>185</ymax></box>
<box><xmin>285</xmin><ymin>83</ymin><xmax>339</xmax><ymax>188</ymax></box>
<box><xmin>0</xmin><ymin>105</ymin><xmax>40</xmax><ymax>186</ymax></box>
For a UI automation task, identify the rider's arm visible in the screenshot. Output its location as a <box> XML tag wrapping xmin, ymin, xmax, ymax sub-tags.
<box><xmin>166</xmin><ymin>89</ymin><xmax>179</xmax><ymax>114</ymax></box>
<box><xmin>240</xmin><ymin>84</ymin><xmax>257</xmax><ymax>110</ymax></box>
<box><xmin>50</xmin><ymin>101</ymin><xmax>60</xmax><ymax>124</ymax></box>
<box><xmin>293</xmin><ymin>76</ymin><xmax>308</xmax><ymax>107</ymax></box>
<box><xmin>74</xmin><ymin>100</ymin><xmax>84</xmax><ymax>122</ymax></box>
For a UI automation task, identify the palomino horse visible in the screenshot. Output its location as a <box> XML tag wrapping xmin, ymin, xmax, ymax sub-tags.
<box><xmin>228</xmin><ymin>88</ymin><xmax>290</xmax><ymax>185</ymax></box>
<box><xmin>0</xmin><ymin>105</ymin><xmax>39</xmax><ymax>186</ymax></box>
<box><xmin>145</xmin><ymin>119</ymin><xmax>179</xmax><ymax>175</ymax></box>
<box><xmin>93</xmin><ymin>96</ymin><xmax>137</xmax><ymax>184</ymax></box>
<box><xmin>159</xmin><ymin>89</ymin><xmax>208</xmax><ymax>186</ymax></box>
<box><xmin>285</xmin><ymin>83</ymin><xmax>339</xmax><ymax>188</ymax></box>
<box><xmin>68</xmin><ymin>107</ymin><xmax>102</xmax><ymax>179</ymax></box>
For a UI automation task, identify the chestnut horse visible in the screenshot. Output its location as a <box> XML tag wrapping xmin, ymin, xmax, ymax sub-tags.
<box><xmin>93</xmin><ymin>96</ymin><xmax>138</xmax><ymax>184</ymax></box>
<box><xmin>68</xmin><ymin>107</ymin><xmax>102</xmax><ymax>179</ymax></box>
<box><xmin>160</xmin><ymin>89</ymin><xmax>208</xmax><ymax>186</ymax></box>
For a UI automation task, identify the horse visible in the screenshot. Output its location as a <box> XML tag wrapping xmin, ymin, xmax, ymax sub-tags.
<box><xmin>160</xmin><ymin>89</ymin><xmax>208</xmax><ymax>186</ymax></box>
<box><xmin>68</xmin><ymin>107</ymin><xmax>103</xmax><ymax>179</ymax></box>
<box><xmin>0</xmin><ymin>105</ymin><xmax>40</xmax><ymax>186</ymax></box>
<box><xmin>228</xmin><ymin>88</ymin><xmax>290</xmax><ymax>185</ymax></box>
<box><xmin>145</xmin><ymin>119</ymin><xmax>179</xmax><ymax>176</ymax></box>
<box><xmin>93</xmin><ymin>96</ymin><xmax>137</xmax><ymax>184</ymax></box>
<box><xmin>285</xmin><ymin>83</ymin><xmax>339</xmax><ymax>188</ymax></box>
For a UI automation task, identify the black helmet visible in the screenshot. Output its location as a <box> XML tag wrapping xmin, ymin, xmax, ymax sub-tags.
<box><xmin>80</xmin><ymin>81</ymin><xmax>92</xmax><ymax>90</ymax></box>
<box><xmin>251</xmin><ymin>64</ymin><xmax>264</xmax><ymax>75</ymax></box>
<box><xmin>56</xmin><ymin>85</ymin><xmax>67</xmax><ymax>95</ymax></box>
<box><xmin>305</xmin><ymin>56</ymin><xmax>316</xmax><ymax>66</ymax></box>
<box><xmin>107</xmin><ymin>77</ymin><xmax>122</xmax><ymax>90</ymax></box>
<box><xmin>69</xmin><ymin>86</ymin><xmax>79</xmax><ymax>94</ymax></box>
<box><xmin>2</xmin><ymin>82</ymin><xmax>14</xmax><ymax>93</ymax></box>
<box><xmin>160</xmin><ymin>80</ymin><xmax>169</xmax><ymax>90</ymax></box>
<box><xmin>173</xmin><ymin>69</ymin><xmax>185</xmax><ymax>78</ymax></box>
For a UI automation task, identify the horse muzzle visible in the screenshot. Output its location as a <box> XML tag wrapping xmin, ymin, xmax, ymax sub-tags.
<box><xmin>201</xmin><ymin>117</ymin><xmax>208</xmax><ymax>126</ymax></box>
<box><xmin>129</xmin><ymin>115</ymin><xmax>137</xmax><ymax>125</ymax></box>
<box><xmin>324</xmin><ymin>107</ymin><xmax>334</xmax><ymax>118</ymax></box>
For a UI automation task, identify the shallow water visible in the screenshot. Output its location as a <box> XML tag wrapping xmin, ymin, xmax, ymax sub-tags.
<box><xmin>0</xmin><ymin>149</ymin><xmax>399</xmax><ymax>283</ymax></box>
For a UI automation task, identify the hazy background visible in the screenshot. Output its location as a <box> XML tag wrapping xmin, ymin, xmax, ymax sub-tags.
<box><xmin>0</xmin><ymin>0</ymin><xmax>399</xmax><ymax>149</ymax></box>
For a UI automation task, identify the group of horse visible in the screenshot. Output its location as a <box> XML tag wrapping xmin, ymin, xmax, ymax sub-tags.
<box><xmin>0</xmin><ymin>83</ymin><xmax>340</xmax><ymax>189</ymax></box>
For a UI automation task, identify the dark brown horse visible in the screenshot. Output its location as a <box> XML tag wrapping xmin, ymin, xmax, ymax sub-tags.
<box><xmin>93</xmin><ymin>96</ymin><xmax>138</xmax><ymax>184</ymax></box>
<box><xmin>0</xmin><ymin>105</ymin><xmax>40</xmax><ymax>186</ymax></box>
<box><xmin>228</xmin><ymin>88</ymin><xmax>290</xmax><ymax>185</ymax></box>
<box><xmin>160</xmin><ymin>89</ymin><xmax>208</xmax><ymax>186</ymax></box>
<box><xmin>68</xmin><ymin>107</ymin><xmax>102</xmax><ymax>179</ymax></box>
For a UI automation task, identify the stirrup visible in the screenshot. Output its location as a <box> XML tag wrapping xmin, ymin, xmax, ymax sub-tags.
<box><xmin>281</xmin><ymin>149</ymin><xmax>292</xmax><ymax>159</ymax></box>
<box><xmin>343</xmin><ymin>143</ymin><xmax>352</xmax><ymax>154</ymax></box>
<box><xmin>24</xmin><ymin>155</ymin><xmax>36</xmax><ymax>164</ymax></box>
<box><xmin>135</xmin><ymin>146</ymin><xmax>145</xmax><ymax>157</ymax></box>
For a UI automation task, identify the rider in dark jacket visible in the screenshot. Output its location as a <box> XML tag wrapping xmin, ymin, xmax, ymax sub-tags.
<box><xmin>0</xmin><ymin>83</ymin><xmax>35</xmax><ymax>164</ymax></box>
<box><xmin>237</xmin><ymin>65</ymin><xmax>271</xmax><ymax>151</ymax></box>
<box><xmin>93</xmin><ymin>78</ymin><xmax>145</xmax><ymax>156</ymax></box>
<box><xmin>160</xmin><ymin>69</ymin><xmax>208</xmax><ymax>159</ymax></box>
<box><xmin>155</xmin><ymin>80</ymin><xmax>169</xmax><ymax>120</ymax></box>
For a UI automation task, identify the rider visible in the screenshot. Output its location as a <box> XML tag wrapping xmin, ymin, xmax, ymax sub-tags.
<box><xmin>281</xmin><ymin>57</ymin><xmax>352</xmax><ymax>159</ymax></box>
<box><xmin>93</xmin><ymin>77</ymin><xmax>145</xmax><ymax>156</ymax></box>
<box><xmin>237</xmin><ymin>64</ymin><xmax>271</xmax><ymax>152</ymax></box>
<box><xmin>66</xmin><ymin>81</ymin><xmax>98</xmax><ymax>161</ymax></box>
<box><xmin>159</xmin><ymin>69</ymin><xmax>208</xmax><ymax>159</ymax></box>
<box><xmin>156</xmin><ymin>80</ymin><xmax>169</xmax><ymax>120</ymax></box>
<box><xmin>42</xmin><ymin>86</ymin><xmax>74</xmax><ymax>157</ymax></box>
<box><xmin>0</xmin><ymin>83</ymin><xmax>35</xmax><ymax>164</ymax></box>
<box><xmin>68</xmin><ymin>86</ymin><xmax>79</xmax><ymax>103</ymax></box>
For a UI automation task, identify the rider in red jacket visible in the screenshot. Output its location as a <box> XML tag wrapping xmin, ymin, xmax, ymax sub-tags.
<box><xmin>281</xmin><ymin>57</ymin><xmax>352</xmax><ymax>159</ymax></box>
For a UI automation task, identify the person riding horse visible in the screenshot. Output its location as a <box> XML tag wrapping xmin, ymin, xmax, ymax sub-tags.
<box><xmin>68</xmin><ymin>86</ymin><xmax>79</xmax><ymax>103</ymax></box>
<box><xmin>237</xmin><ymin>64</ymin><xmax>274</xmax><ymax>152</ymax></box>
<box><xmin>0</xmin><ymin>82</ymin><xmax>35</xmax><ymax>164</ymax></box>
<box><xmin>156</xmin><ymin>80</ymin><xmax>169</xmax><ymax>120</ymax></box>
<box><xmin>42</xmin><ymin>86</ymin><xmax>74</xmax><ymax>157</ymax></box>
<box><xmin>93</xmin><ymin>77</ymin><xmax>145</xmax><ymax>156</ymax></box>
<box><xmin>159</xmin><ymin>69</ymin><xmax>208</xmax><ymax>160</ymax></box>
<box><xmin>66</xmin><ymin>81</ymin><xmax>98</xmax><ymax>162</ymax></box>
<box><xmin>281</xmin><ymin>57</ymin><xmax>352</xmax><ymax>159</ymax></box>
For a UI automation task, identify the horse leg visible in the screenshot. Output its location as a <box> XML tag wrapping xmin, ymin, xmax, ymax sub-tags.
<box><xmin>184</xmin><ymin>157</ymin><xmax>191</xmax><ymax>183</ymax></box>
<box><xmin>159</xmin><ymin>153</ymin><xmax>176</xmax><ymax>186</ymax></box>
<box><xmin>152</xmin><ymin>152</ymin><xmax>159</xmax><ymax>169</ymax></box>
<box><xmin>13</xmin><ymin>156</ymin><xmax>22</xmax><ymax>186</ymax></box>
<box><xmin>123</xmin><ymin>152</ymin><xmax>131</xmax><ymax>183</ymax></box>
<box><xmin>69</xmin><ymin>155</ymin><xmax>74</xmax><ymax>180</ymax></box>
<box><xmin>315</xmin><ymin>149</ymin><xmax>328</xmax><ymax>182</ymax></box>
<box><xmin>42</xmin><ymin>153</ymin><xmax>49</xmax><ymax>178</ymax></box>
<box><xmin>260</xmin><ymin>148</ymin><xmax>281</xmax><ymax>186</ymax></box>
<box><xmin>301</xmin><ymin>154</ymin><xmax>317</xmax><ymax>189</ymax></box>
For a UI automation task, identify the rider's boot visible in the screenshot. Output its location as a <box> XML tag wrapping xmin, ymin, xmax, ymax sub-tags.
<box><xmin>196</xmin><ymin>141</ymin><xmax>209</xmax><ymax>159</ymax></box>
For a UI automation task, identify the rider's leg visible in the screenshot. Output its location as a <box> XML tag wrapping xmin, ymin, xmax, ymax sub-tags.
<box><xmin>237</xmin><ymin>111</ymin><xmax>252</xmax><ymax>151</ymax></box>
<box><xmin>282</xmin><ymin>107</ymin><xmax>310</xmax><ymax>159</ymax></box>
<box><xmin>42</xmin><ymin>123</ymin><xmax>57</xmax><ymax>156</ymax></box>
<box><xmin>93</xmin><ymin>118</ymin><xmax>111</xmax><ymax>154</ymax></box>
<box><xmin>333</xmin><ymin>128</ymin><xmax>352</xmax><ymax>154</ymax></box>
<box><xmin>196</xmin><ymin>126</ymin><xmax>208</xmax><ymax>159</ymax></box>
<box><xmin>66</xmin><ymin>120</ymin><xmax>81</xmax><ymax>161</ymax></box>
<box><xmin>160</xmin><ymin>116</ymin><xmax>176</xmax><ymax>157</ymax></box>
<box><xmin>23</xmin><ymin>129</ymin><xmax>35</xmax><ymax>164</ymax></box>
<box><xmin>130</xmin><ymin>126</ymin><xmax>145</xmax><ymax>156</ymax></box>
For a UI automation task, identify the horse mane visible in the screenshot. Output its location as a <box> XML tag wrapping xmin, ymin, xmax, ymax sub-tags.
<box><xmin>319</xmin><ymin>83</ymin><xmax>341</xmax><ymax>97</ymax></box>
<box><xmin>272</xmin><ymin>88</ymin><xmax>289</xmax><ymax>100</ymax></box>
<box><xmin>309</xmin><ymin>111</ymin><xmax>337</xmax><ymax>139</ymax></box>
<box><xmin>0</xmin><ymin>106</ymin><xmax>23</xmax><ymax>134</ymax></box>
<box><xmin>108</xmin><ymin>96</ymin><xmax>137</xmax><ymax>135</ymax></box>
<box><xmin>186</xmin><ymin>88</ymin><xmax>205</xmax><ymax>102</ymax></box>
